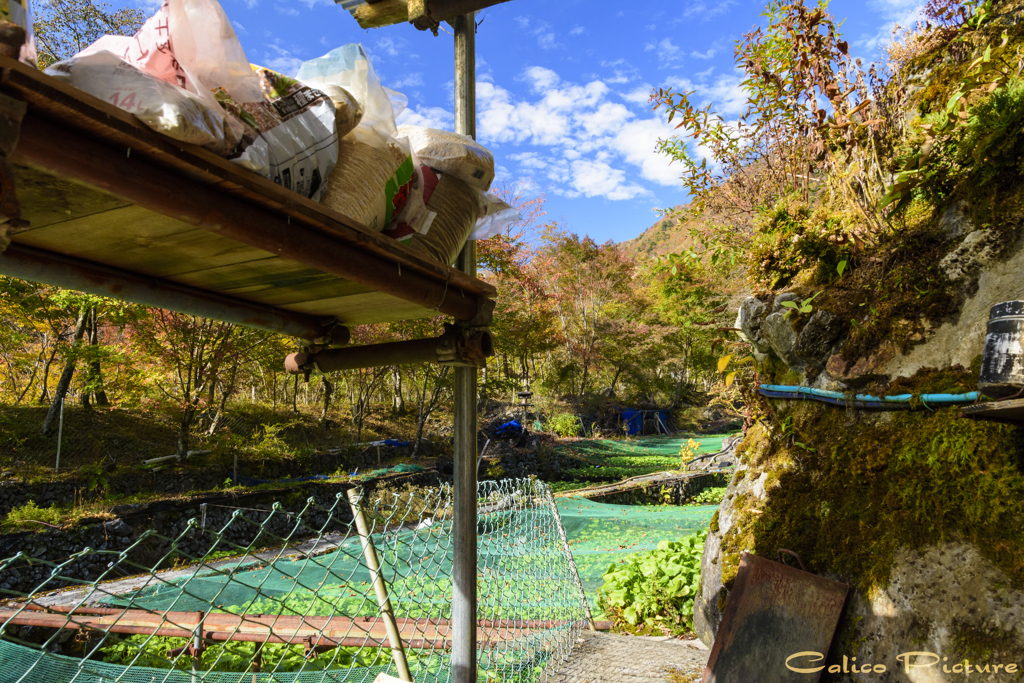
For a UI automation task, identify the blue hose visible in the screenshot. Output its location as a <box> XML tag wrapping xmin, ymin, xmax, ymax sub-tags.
<box><xmin>759</xmin><ymin>384</ymin><xmax>979</xmax><ymax>410</ymax></box>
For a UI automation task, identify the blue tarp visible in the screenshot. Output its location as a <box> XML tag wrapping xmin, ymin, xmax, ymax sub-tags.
<box><xmin>494</xmin><ymin>420</ymin><xmax>523</xmax><ymax>438</ymax></box>
<box><xmin>620</xmin><ymin>409</ymin><xmax>671</xmax><ymax>435</ymax></box>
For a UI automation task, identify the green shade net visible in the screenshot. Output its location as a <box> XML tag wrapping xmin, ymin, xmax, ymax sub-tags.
<box><xmin>554</xmin><ymin>498</ymin><xmax>717</xmax><ymax>619</ymax></box>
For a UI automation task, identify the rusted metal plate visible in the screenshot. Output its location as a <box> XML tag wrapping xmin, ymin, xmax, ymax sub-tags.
<box><xmin>962</xmin><ymin>398</ymin><xmax>1024</xmax><ymax>425</ymax></box>
<box><xmin>703</xmin><ymin>552</ymin><xmax>848</xmax><ymax>683</ymax></box>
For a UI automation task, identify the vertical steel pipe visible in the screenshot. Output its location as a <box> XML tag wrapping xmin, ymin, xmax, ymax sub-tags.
<box><xmin>452</xmin><ymin>11</ymin><xmax>478</xmax><ymax>683</ymax></box>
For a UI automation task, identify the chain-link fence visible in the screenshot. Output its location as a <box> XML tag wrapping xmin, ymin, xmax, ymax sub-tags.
<box><xmin>0</xmin><ymin>478</ymin><xmax>589</xmax><ymax>682</ymax></box>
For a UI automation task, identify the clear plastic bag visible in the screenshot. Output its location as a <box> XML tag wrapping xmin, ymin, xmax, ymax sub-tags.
<box><xmin>471</xmin><ymin>193</ymin><xmax>521</xmax><ymax>240</ymax></box>
<box><xmin>296</xmin><ymin>44</ymin><xmax>398</xmax><ymax>149</ymax></box>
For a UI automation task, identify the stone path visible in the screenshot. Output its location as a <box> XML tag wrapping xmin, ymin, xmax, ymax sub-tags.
<box><xmin>547</xmin><ymin>632</ymin><xmax>710</xmax><ymax>683</ymax></box>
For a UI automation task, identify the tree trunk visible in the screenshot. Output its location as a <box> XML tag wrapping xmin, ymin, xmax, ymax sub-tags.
<box><xmin>41</xmin><ymin>307</ymin><xmax>87</xmax><ymax>436</ymax></box>
<box><xmin>292</xmin><ymin>374</ymin><xmax>299</xmax><ymax>413</ymax></box>
<box><xmin>391</xmin><ymin>367</ymin><xmax>404</xmax><ymax>414</ymax></box>
<box><xmin>321</xmin><ymin>374</ymin><xmax>334</xmax><ymax>421</ymax></box>
<box><xmin>177</xmin><ymin>405</ymin><xmax>194</xmax><ymax>457</ymax></box>
<box><xmin>36</xmin><ymin>343</ymin><xmax>57</xmax><ymax>404</ymax></box>
<box><xmin>88</xmin><ymin>307</ymin><xmax>109</xmax><ymax>407</ymax></box>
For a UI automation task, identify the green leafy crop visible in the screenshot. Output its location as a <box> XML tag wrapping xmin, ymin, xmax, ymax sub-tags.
<box><xmin>597</xmin><ymin>529</ymin><xmax>706</xmax><ymax>634</ymax></box>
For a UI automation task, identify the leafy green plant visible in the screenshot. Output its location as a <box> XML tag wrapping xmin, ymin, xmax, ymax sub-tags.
<box><xmin>598</xmin><ymin>529</ymin><xmax>706</xmax><ymax>634</ymax></box>
<box><xmin>690</xmin><ymin>487</ymin><xmax>727</xmax><ymax>506</ymax></box>
<box><xmin>780</xmin><ymin>291</ymin><xmax>820</xmax><ymax>319</ymax></box>
<box><xmin>548</xmin><ymin>413</ymin><xmax>580</xmax><ymax>438</ymax></box>
<box><xmin>3</xmin><ymin>500</ymin><xmax>63</xmax><ymax>530</ymax></box>
<box><xmin>79</xmin><ymin>462</ymin><xmax>109</xmax><ymax>493</ymax></box>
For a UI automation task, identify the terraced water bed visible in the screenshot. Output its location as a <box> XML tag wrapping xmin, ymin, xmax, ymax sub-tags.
<box><xmin>551</xmin><ymin>434</ymin><xmax>738</xmax><ymax>493</ymax></box>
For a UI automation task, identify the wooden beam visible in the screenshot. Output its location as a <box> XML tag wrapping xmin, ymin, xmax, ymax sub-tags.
<box><xmin>350</xmin><ymin>0</ymin><xmax>513</xmax><ymax>29</ymax></box>
<box><xmin>352</xmin><ymin>0</ymin><xmax>407</xmax><ymax>28</ymax></box>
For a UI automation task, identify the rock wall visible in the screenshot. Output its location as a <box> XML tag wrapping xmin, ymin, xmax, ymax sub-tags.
<box><xmin>699</xmin><ymin>217</ymin><xmax>1024</xmax><ymax>678</ymax></box>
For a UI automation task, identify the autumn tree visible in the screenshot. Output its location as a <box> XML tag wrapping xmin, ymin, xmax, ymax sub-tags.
<box><xmin>129</xmin><ymin>310</ymin><xmax>268</xmax><ymax>456</ymax></box>
<box><xmin>33</xmin><ymin>0</ymin><xmax>144</xmax><ymax>67</ymax></box>
<box><xmin>534</xmin><ymin>226</ymin><xmax>635</xmax><ymax>397</ymax></box>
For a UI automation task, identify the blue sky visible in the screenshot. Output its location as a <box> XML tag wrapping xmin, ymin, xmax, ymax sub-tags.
<box><xmin>183</xmin><ymin>0</ymin><xmax>920</xmax><ymax>243</ymax></box>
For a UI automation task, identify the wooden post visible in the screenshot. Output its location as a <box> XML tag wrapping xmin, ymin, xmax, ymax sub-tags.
<box><xmin>346</xmin><ymin>488</ymin><xmax>413</xmax><ymax>682</ymax></box>
<box><xmin>452</xmin><ymin>12</ymin><xmax>478</xmax><ymax>683</ymax></box>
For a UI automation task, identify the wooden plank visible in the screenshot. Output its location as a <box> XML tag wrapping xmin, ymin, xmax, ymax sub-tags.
<box><xmin>171</xmin><ymin>257</ymin><xmax>361</xmax><ymax>301</ymax></box>
<box><xmin>290</xmin><ymin>291</ymin><xmax>440</xmax><ymax>326</ymax></box>
<box><xmin>15</xmin><ymin>205</ymin><xmax>270</xmax><ymax>277</ymax></box>
<box><xmin>11</xmin><ymin>161</ymin><xmax>131</xmax><ymax>233</ymax></box>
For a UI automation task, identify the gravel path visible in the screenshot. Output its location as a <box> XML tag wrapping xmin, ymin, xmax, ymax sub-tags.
<box><xmin>547</xmin><ymin>632</ymin><xmax>710</xmax><ymax>683</ymax></box>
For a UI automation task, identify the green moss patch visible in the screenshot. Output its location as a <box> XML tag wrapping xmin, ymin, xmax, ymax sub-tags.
<box><xmin>717</xmin><ymin>382</ymin><xmax>1024</xmax><ymax>594</ymax></box>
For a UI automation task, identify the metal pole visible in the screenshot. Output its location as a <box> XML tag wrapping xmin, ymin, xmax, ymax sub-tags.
<box><xmin>346</xmin><ymin>488</ymin><xmax>413</xmax><ymax>682</ymax></box>
<box><xmin>453</xmin><ymin>12</ymin><xmax>477</xmax><ymax>683</ymax></box>
<box><xmin>55</xmin><ymin>396</ymin><xmax>64</xmax><ymax>471</ymax></box>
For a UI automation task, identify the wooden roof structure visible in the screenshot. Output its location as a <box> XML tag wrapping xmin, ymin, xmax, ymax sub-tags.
<box><xmin>0</xmin><ymin>55</ymin><xmax>496</xmax><ymax>342</ymax></box>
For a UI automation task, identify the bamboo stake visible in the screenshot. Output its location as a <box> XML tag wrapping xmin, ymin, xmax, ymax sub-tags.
<box><xmin>346</xmin><ymin>488</ymin><xmax>413</xmax><ymax>682</ymax></box>
<box><xmin>546</xmin><ymin>496</ymin><xmax>596</xmax><ymax>632</ymax></box>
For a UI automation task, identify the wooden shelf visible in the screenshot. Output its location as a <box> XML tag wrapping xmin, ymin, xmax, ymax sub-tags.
<box><xmin>0</xmin><ymin>56</ymin><xmax>495</xmax><ymax>340</ymax></box>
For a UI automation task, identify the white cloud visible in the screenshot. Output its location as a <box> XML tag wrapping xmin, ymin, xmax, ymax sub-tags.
<box><xmin>691</xmin><ymin>48</ymin><xmax>716</xmax><ymax>60</ymax></box>
<box><xmin>514</xmin><ymin>15</ymin><xmax>562</xmax><ymax>50</ymax></box>
<box><xmin>376</xmin><ymin>37</ymin><xmax>401</xmax><ymax>57</ymax></box>
<box><xmin>521</xmin><ymin>66</ymin><xmax>560</xmax><ymax>93</ymax></box>
<box><xmin>569</xmin><ymin>159</ymin><xmax>649</xmax><ymax>200</ymax></box>
<box><xmin>856</xmin><ymin>0</ymin><xmax>926</xmax><ymax>55</ymax></box>
<box><xmin>676</xmin><ymin>0</ymin><xmax>736</xmax><ymax>21</ymax></box>
<box><xmin>570</xmin><ymin>25</ymin><xmax>585</xmax><ymax>36</ymax></box>
<box><xmin>471</xmin><ymin>67</ymin><xmax>694</xmax><ymax>201</ymax></box>
<box><xmin>396</xmin><ymin>106</ymin><xmax>455</xmax><ymax>131</ymax></box>
<box><xmin>390</xmin><ymin>73</ymin><xmax>424</xmax><ymax>89</ymax></box>
<box><xmin>537</xmin><ymin>32</ymin><xmax>558</xmax><ymax>50</ymax></box>
<box><xmin>232</xmin><ymin>21</ymin><xmax>247</xmax><ymax>35</ymax></box>
<box><xmin>646</xmin><ymin>38</ymin><xmax>685</xmax><ymax>67</ymax></box>
<box><xmin>275</xmin><ymin>4</ymin><xmax>299</xmax><ymax>15</ymax></box>
<box><xmin>621</xmin><ymin>84</ymin><xmax>654</xmax><ymax>106</ymax></box>
<box><xmin>262</xmin><ymin>44</ymin><xmax>304</xmax><ymax>77</ymax></box>
<box><xmin>666</xmin><ymin>71</ymin><xmax>747</xmax><ymax>117</ymax></box>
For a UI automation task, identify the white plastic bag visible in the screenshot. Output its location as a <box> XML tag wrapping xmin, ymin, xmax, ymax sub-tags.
<box><xmin>396</xmin><ymin>124</ymin><xmax>495</xmax><ymax>192</ymax></box>
<box><xmin>60</xmin><ymin>0</ymin><xmax>339</xmax><ymax>200</ymax></box>
<box><xmin>471</xmin><ymin>193</ymin><xmax>520</xmax><ymax>241</ymax></box>
<box><xmin>44</xmin><ymin>50</ymin><xmax>236</xmax><ymax>153</ymax></box>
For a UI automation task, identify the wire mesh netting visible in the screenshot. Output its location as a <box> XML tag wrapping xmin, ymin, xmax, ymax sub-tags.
<box><xmin>0</xmin><ymin>479</ymin><xmax>589</xmax><ymax>683</ymax></box>
<box><xmin>555</xmin><ymin>498</ymin><xmax>717</xmax><ymax>617</ymax></box>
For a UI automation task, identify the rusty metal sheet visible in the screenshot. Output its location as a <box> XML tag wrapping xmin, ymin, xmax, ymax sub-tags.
<box><xmin>703</xmin><ymin>551</ymin><xmax>848</xmax><ymax>683</ymax></box>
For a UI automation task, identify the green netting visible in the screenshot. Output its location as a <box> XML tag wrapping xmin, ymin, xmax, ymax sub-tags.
<box><xmin>0</xmin><ymin>480</ymin><xmax>587</xmax><ymax>683</ymax></box>
<box><xmin>555</xmin><ymin>498</ymin><xmax>717</xmax><ymax>618</ymax></box>
<box><xmin>556</xmin><ymin>434</ymin><xmax>738</xmax><ymax>485</ymax></box>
